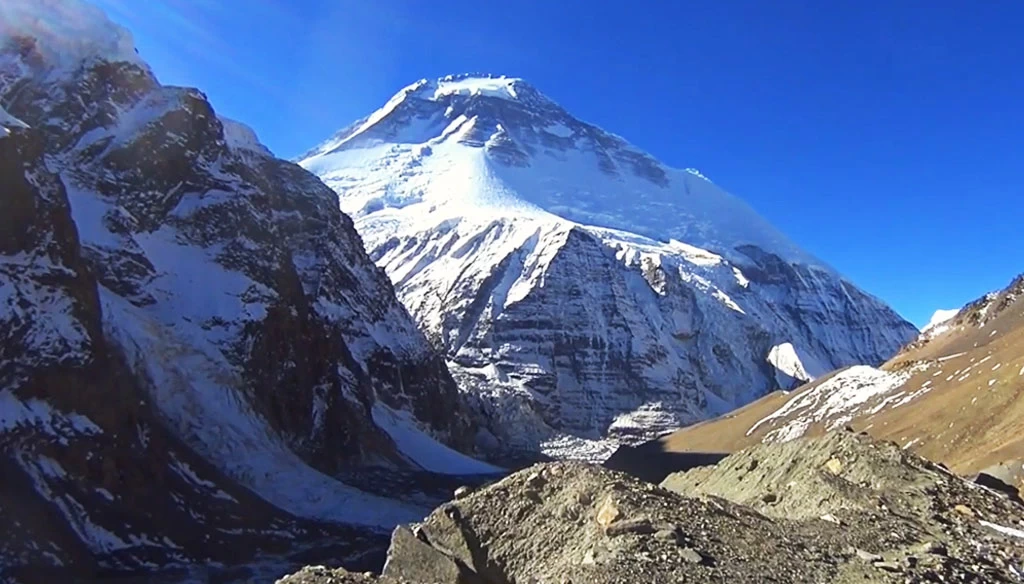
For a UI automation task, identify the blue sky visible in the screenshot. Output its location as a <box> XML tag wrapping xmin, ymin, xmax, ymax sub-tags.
<box><xmin>93</xmin><ymin>0</ymin><xmax>1022</xmax><ymax>327</ymax></box>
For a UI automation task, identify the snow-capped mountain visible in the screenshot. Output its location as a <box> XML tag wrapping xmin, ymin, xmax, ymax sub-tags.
<box><xmin>299</xmin><ymin>74</ymin><xmax>919</xmax><ymax>459</ymax></box>
<box><xmin>0</xmin><ymin>2</ymin><xmax>495</xmax><ymax>578</ymax></box>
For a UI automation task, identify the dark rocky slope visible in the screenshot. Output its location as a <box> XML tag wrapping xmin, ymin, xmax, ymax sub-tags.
<box><xmin>0</xmin><ymin>15</ymin><xmax>489</xmax><ymax>581</ymax></box>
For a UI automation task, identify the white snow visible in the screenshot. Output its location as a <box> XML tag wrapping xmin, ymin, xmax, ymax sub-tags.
<box><xmin>748</xmin><ymin>366</ymin><xmax>912</xmax><ymax>442</ymax></box>
<box><xmin>766</xmin><ymin>342</ymin><xmax>824</xmax><ymax>387</ymax></box>
<box><xmin>544</xmin><ymin>122</ymin><xmax>575</xmax><ymax>138</ymax></box>
<box><xmin>0</xmin><ymin>0</ymin><xmax>144</xmax><ymax>70</ymax></box>
<box><xmin>371</xmin><ymin>404</ymin><xmax>501</xmax><ymax>474</ymax></box>
<box><xmin>0</xmin><ymin>105</ymin><xmax>29</xmax><ymax>138</ymax></box>
<box><xmin>732</xmin><ymin>267</ymin><xmax>750</xmax><ymax>288</ymax></box>
<box><xmin>220</xmin><ymin>117</ymin><xmax>272</xmax><ymax>157</ymax></box>
<box><xmin>979</xmin><ymin>520</ymin><xmax>1024</xmax><ymax>539</ymax></box>
<box><xmin>17</xmin><ymin>454</ymin><xmax>134</xmax><ymax>553</ymax></box>
<box><xmin>299</xmin><ymin>76</ymin><xmax>828</xmax><ymax>270</ymax></box>
<box><xmin>539</xmin><ymin>434</ymin><xmax>620</xmax><ymax>463</ymax></box>
<box><xmin>0</xmin><ymin>390</ymin><xmax>102</xmax><ymax>439</ymax></box>
<box><xmin>433</xmin><ymin>75</ymin><xmax>520</xmax><ymax>101</ymax></box>
<box><xmin>920</xmin><ymin>308</ymin><xmax>959</xmax><ymax>339</ymax></box>
<box><xmin>924</xmin><ymin>309</ymin><xmax>959</xmax><ymax>330</ymax></box>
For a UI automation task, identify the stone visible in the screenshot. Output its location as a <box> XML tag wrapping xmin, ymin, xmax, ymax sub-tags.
<box><xmin>679</xmin><ymin>547</ymin><xmax>704</xmax><ymax>564</ymax></box>
<box><xmin>596</xmin><ymin>497</ymin><xmax>621</xmax><ymax>528</ymax></box>
<box><xmin>382</xmin><ymin>526</ymin><xmax>480</xmax><ymax>584</ymax></box>
<box><xmin>954</xmin><ymin>504</ymin><xmax>975</xmax><ymax>517</ymax></box>
<box><xmin>604</xmin><ymin>518</ymin><xmax>656</xmax><ymax>537</ymax></box>
<box><xmin>855</xmin><ymin>549</ymin><xmax>883</xmax><ymax>562</ymax></box>
<box><xmin>454</xmin><ymin>486</ymin><xmax>473</xmax><ymax>500</ymax></box>
<box><xmin>819</xmin><ymin>513</ymin><xmax>841</xmax><ymax>525</ymax></box>
<box><xmin>655</xmin><ymin>527</ymin><xmax>685</xmax><ymax>546</ymax></box>
<box><xmin>911</xmin><ymin>541</ymin><xmax>947</xmax><ymax>556</ymax></box>
<box><xmin>824</xmin><ymin>458</ymin><xmax>843</xmax><ymax>475</ymax></box>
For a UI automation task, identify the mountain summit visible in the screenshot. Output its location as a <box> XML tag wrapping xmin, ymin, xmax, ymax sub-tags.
<box><xmin>300</xmin><ymin>74</ymin><xmax>918</xmax><ymax>459</ymax></box>
<box><xmin>302</xmin><ymin>74</ymin><xmax>820</xmax><ymax>266</ymax></box>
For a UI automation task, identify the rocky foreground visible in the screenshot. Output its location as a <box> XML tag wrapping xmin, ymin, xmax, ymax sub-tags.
<box><xmin>280</xmin><ymin>431</ymin><xmax>1024</xmax><ymax>583</ymax></box>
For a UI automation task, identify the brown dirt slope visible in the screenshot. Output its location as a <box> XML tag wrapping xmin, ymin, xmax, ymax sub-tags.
<box><xmin>619</xmin><ymin>274</ymin><xmax>1024</xmax><ymax>487</ymax></box>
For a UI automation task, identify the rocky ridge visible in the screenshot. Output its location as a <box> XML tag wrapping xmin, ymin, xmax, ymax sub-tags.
<box><xmin>280</xmin><ymin>431</ymin><xmax>1024</xmax><ymax>583</ymax></box>
<box><xmin>615</xmin><ymin>272</ymin><xmax>1024</xmax><ymax>486</ymax></box>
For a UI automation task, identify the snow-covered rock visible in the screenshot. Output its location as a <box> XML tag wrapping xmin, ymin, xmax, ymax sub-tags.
<box><xmin>299</xmin><ymin>73</ymin><xmax>919</xmax><ymax>459</ymax></box>
<box><xmin>920</xmin><ymin>308</ymin><xmax>959</xmax><ymax>339</ymax></box>
<box><xmin>0</xmin><ymin>5</ymin><xmax>493</xmax><ymax>577</ymax></box>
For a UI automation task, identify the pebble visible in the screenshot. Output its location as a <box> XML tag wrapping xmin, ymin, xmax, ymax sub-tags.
<box><xmin>680</xmin><ymin>547</ymin><xmax>703</xmax><ymax>564</ymax></box>
<box><xmin>954</xmin><ymin>504</ymin><xmax>975</xmax><ymax>517</ymax></box>
<box><xmin>597</xmin><ymin>498</ymin><xmax>621</xmax><ymax>528</ymax></box>
<box><xmin>825</xmin><ymin>458</ymin><xmax>844</xmax><ymax>475</ymax></box>
<box><xmin>855</xmin><ymin>549</ymin><xmax>883</xmax><ymax>562</ymax></box>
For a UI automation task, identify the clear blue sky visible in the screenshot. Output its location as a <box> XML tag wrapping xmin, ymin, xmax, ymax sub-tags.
<box><xmin>93</xmin><ymin>0</ymin><xmax>1023</xmax><ymax>328</ymax></box>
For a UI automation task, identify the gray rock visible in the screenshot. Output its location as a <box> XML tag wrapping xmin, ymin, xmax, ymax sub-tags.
<box><xmin>382</xmin><ymin>525</ymin><xmax>481</xmax><ymax>584</ymax></box>
<box><xmin>679</xmin><ymin>547</ymin><xmax>704</xmax><ymax>564</ymax></box>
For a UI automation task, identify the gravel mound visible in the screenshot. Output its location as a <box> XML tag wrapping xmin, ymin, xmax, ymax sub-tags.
<box><xmin>280</xmin><ymin>432</ymin><xmax>1024</xmax><ymax>583</ymax></box>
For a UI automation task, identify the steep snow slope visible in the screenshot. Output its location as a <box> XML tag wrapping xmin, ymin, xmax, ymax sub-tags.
<box><xmin>300</xmin><ymin>74</ymin><xmax>918</xmax><ymax>459</ymax></box>
<box><xmin>0</xmin><ymin>4</ymin><xmax>495</xmax><ymax>578</ymax></box>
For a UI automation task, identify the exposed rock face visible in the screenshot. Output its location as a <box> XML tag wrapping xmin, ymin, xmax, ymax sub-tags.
<box><xmin>281</xmin><ymin>433</ymin><xmax>1024</xmax><ymax>584</ymax></box>
<box><xmin>300</xmin><ymin>74</ymin><xmax>918</xmax><ymax>459</ymax></box>
<box><xmin>0</xmin><ymin>121</ymin><xmax>371</xmax><ymax>582</ymax></box>
<box><xmin>0</xmin><ymin>6</ymin><xmax>490</xmax><ymax>579</ymax></box>
<box><xmin>616</xmin><ymin>272</ymin><xmax>1024</xmax><ymax>484</ymax></box>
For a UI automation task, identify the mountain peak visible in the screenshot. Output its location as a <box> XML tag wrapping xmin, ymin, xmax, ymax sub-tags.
<box><xmin>300</xmin><ymin>75</ymin><xmax>827</xmax><ymax>268</ymax></box>
<box><xmin>408</xmin><ymin>74</ymin><xmax>532</xmax><ymax>103</ymax></box>
<box><xmin>390</xmin><ymin>74</ymin><xmax>539</xmax><ymax>100</ymax></box>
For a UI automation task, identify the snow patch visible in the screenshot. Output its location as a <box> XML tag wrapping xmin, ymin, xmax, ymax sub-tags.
<box><xmin>0</xmin><ymin>105</ymin><xmax>29</xmax><ymax>138</ymax></box>
<box><xmin>748</xmin><ymin>366</ymin><xmax>911</xmax><ymax>442</ymax></box>
<box><xmin>371</xmin><ymin>404</ymin><xmax>501</xmax><ymax>475</ymax></box>
<box><xmin>220</xmin><ymin>117</ymin><xmax>272</xmax><ymax>157</ymax></box>
<box><xmin>433</xmin><ymin>76</ymin><xmax>520</xmax><ymax>101</ymax></box>
<box><xmin>979</xmin><ymin>520</ymin><xmax>1024</xmax><ymax>539</ymax></box>
<box><xmin>920</xmin><ymin>308</ymin><xmax>959</xmax><ymax>339</ymax></box>
<box><xmin>0</xmin><ymin>391</ymin><xmax>102</xmax><ymax>438</ymax></box>
<box><xmin>766</xmin><ymin>343</ymin><xmax>820</xmax><ymax>387</ymax></box>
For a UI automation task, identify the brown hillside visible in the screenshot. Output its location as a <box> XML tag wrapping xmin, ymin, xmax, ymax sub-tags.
<box><xmin>615</xmin><ymin>274</ymin><xmax>1024</xmax><ymax>487</ymax></box>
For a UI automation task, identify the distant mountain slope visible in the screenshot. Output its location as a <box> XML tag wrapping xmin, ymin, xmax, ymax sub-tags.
<box><xmin>0</xmin><ymin>2</ymin><xmax>494</xmax><ymax>578</ymax></box>
<box><xmin>618</xmin><ymin>273</ymin><xmax>1024</xmax><ymax>486</ymax></box>
<box><xmin>300</xmin><ymin>74</ymin><xmax>918</xmax><ymax>459</ymax></box>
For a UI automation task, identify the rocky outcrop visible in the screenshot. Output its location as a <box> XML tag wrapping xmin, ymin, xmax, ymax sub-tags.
<box><xmin>281</xmin><ymin>432</ymin><xmax>1024</xmax><ymax>584</ymax></box>
<box><xmin>300</xmin><ymin>74</ymin><xmax>918</xmax><ymax>460</ymax></box>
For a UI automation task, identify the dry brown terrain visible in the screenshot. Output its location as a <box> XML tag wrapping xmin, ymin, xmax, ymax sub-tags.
<box><xmin>618</xmin><ymin>274</ymin><xmax>1024</xmax><ymax>488</ymax></box>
